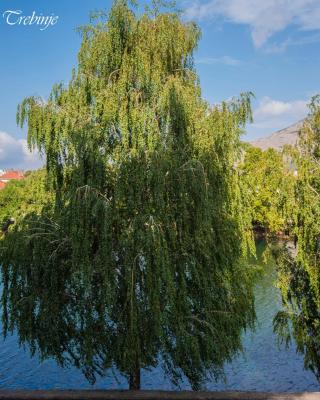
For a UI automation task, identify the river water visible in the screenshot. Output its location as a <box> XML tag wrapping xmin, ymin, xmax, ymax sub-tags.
<box><xmin>0</xmin><ymin>240</ymin><xmax>319</xmax><ymax>391</ymax></box>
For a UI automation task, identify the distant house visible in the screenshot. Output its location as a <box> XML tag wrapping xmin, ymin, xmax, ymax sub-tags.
<box><xmin>0</xmin><ymin>170</ymin><xmax>24</xmax><ymax>189</ymax></box>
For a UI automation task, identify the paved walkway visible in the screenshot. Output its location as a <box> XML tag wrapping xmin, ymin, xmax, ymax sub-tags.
<box><xmin>0</xmin><ymin>391</ymin><xmax>319</xmax><ymax>400</ymax></box>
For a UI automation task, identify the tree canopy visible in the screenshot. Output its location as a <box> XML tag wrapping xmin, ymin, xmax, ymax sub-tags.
<box><xmin>1</xmin><ymin>0</ymin><xmax>256</xmax><ymax>390</ymax></box>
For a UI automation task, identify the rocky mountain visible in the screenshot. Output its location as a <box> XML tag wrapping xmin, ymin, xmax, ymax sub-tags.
<box><xmin>250</xmin><ymin>120</ymin><xmax>304</xmax><ymax>151</ymax></box>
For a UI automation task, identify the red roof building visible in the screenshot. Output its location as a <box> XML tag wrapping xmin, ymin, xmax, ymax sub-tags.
<box><xmin>0</xmin><ymin>170</ymin><xmax>24</xmax><ymax>182</ymax></box>
<box><xmin>0</xmin><ymin>170</ymin><xmax>24</xmax><ymax>189</ymax></box>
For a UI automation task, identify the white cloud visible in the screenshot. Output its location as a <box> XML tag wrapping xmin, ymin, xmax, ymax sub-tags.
<box><xmin>196</xmin><ymin>55</ymin><xmax>242</xmax><ymax>66</ymax></box>
<box><xmin>254</xmin><ymin>97</ymin><xmax>308</xmax><ymax>120</ymax></box>
<box><xmin>245</xmin><ymin>97</ymin><xmax>309</xmax><ymax>140</ymax></box>
<box><xmin>0</xmin><ymin>131</ymin><xmax>43</xmax><ymax>170</ymax></box>
<box><xmin>265</xmin><ymin>32</ymin><xmax>320</xmax><ymax>53</ymax></box>
<box><xmin>184</xmin><ymin>0</ymin><xmax>320</xmax><ymax>48</ymax></box>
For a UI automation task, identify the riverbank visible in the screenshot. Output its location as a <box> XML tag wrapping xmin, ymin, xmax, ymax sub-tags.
<box><xmin>0</xmin><ymin>390</ymin><xmax>319</xmax><ymax>400</ymax></box>
<box><xmin>253</xmin><ymin>226</ymin><xmax>294</xmax><ymax>242</ymax></box>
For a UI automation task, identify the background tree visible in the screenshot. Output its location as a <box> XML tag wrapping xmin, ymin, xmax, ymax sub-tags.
<box><xmin>0</xmin><ymin>169</ymin><xmax>51</xmax><ymax>224</ymax></box>
<box><xmin>1</xmin><ymin>0</ymin><xmax>256</xmax><ymax>390</ymax></box>
<box><xmin>241</xmin><ymin>145</ymin><xmax>296</xmax><ymax>234</ymax></box>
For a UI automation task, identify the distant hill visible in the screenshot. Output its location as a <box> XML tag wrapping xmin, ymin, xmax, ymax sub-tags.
<box><xmin>250</xmin><ymin>120</ymin><xmax>304</xmax><ymax>151</ymax></box>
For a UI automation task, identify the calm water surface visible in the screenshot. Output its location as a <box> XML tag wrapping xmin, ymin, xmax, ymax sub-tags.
<box><xmin>0</xmin><ymin>240</ymin><xmax>319</xmax><ymax>391</ymax></box>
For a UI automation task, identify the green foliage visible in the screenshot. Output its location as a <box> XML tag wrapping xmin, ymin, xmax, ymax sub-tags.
<box><xmin>241</xmin><ymin>146</ymin><xmax>296</xmax><ymax>234</ymax></box>
<box><xmin>273</xmin><ymin>96</ymin><xmax>320</xmax><ymax>380</ymax></box>
<box><xmin>1</xmin><ymin>0</ymin><xmax>256</xmax><ymax>390</ymax></box>
<box><xmin>0</xmin><ymin>169</ymin><xmax>51</xmax><ymax>224</ymax></box>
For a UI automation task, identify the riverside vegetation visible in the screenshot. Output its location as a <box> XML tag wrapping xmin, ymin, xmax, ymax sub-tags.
<box><xmin>274</xmin><ymin>95</ymin><xmax>320</xmax><ymax>380</ymax></box>
<box><xmin>0</xmin><ymin>0</ymin><xmax>319</xmax><ymax>391</ymax></box>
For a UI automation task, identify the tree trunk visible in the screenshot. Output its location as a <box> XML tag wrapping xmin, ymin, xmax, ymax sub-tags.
<box><xmin>129</xmin><ymin>367</ymin><xmax>141</xmax><ymax>390</ymax></box>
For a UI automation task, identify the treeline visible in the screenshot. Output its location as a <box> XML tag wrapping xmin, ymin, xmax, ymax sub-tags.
<box><xmin>0</xmin><ymin>144</ymin><xmax>298</xmax><ymax>238</ymax></box>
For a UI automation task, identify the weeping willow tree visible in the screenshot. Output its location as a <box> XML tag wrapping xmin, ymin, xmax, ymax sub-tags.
<box><xmin>274</xmin><ymin>95</ymin><xmax>320</xmax><ymax>379</ymax></box>
<box><xmin>1</xmin><ymin>0</ymin><xmax>256</xmax><ymax>390</ymax></box>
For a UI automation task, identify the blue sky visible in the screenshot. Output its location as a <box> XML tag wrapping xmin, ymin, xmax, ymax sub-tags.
<box><xmin>0</xmin><ymin>0</ymin><xmax>319</xmax><ymax>169</ymax></box>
